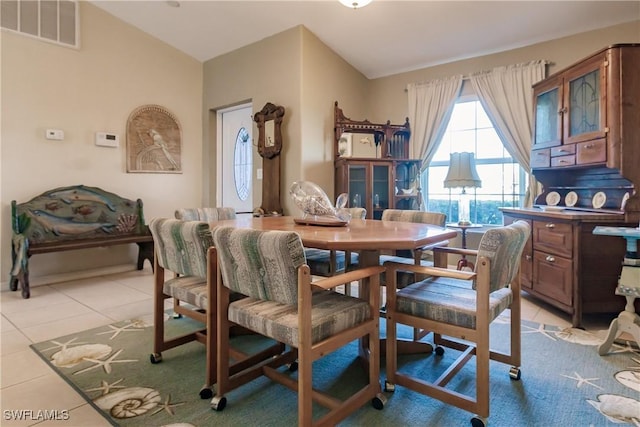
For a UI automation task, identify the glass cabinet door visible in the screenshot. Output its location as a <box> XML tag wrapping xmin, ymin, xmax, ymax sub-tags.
<box><xmin>563</xmin><ymin>53</ymin><xmax>607</xmax><ymax>145</ymax></box>
<box><xmin>533</xmin><ymin>77</ymin><xmax>562</xmax><ymax>149</ymax></box>
<box><xmin>372</xmin><ymin>164</ymin><xmax>390</xmax><ymax>219</ymax></box>
<box><xmin>347</xmin><ymin>164</ymin><xmax>366</xmax><ymax>209</ymax></box>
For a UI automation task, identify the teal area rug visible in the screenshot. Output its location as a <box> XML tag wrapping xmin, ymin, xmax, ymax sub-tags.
<box><xmin>31</xmin><ymin>314</ymin><xmax>640</xmax><ymax>426</ymax></box>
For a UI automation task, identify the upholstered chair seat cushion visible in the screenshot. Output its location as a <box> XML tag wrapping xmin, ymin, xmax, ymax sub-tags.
<box><xmin>304</xmin><ymin>248</ymin><xmax>359</xmax><ymax>276</ymax></box>
<box><xmin>163</xmin><ymin>276</ymin><xmax>208</xmax><ymax>309</ymax></box>
<box><xmin>228</xmin><ymin>291</ymin><xmax>370</xmax><ymax>348</ymax></box>
<box><xmin>395</xmin><ymin>277</ymin><xmax>513</xmax><ymax>329</ymax></box>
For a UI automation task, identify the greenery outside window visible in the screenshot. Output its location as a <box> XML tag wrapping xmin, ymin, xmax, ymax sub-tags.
<box><xmin>422</xmin><ymin>98</ymin><xmax>527</xmax><ymax>225</ymax></box>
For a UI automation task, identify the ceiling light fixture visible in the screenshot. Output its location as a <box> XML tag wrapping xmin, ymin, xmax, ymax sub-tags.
<box><xmin>339</xmin><ymin>0</ymin><xmax>372</xmax><ymax>9</ymax></box>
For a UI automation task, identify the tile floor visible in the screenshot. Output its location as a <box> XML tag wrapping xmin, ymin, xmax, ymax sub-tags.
<box><xmin>0</xmin><ymin>266</ymin><xmax>614</xmax><ymax>426</ymax></box>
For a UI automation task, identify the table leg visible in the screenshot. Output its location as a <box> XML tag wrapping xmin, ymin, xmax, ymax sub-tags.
<box><xmin>598</xmin><ymin>296</ymin><xmax>640</xmax><ymax>355</ymax></box>
<box><xmin>357</xmin><ymin>250</ymin><xmax>434</xmax><ymax>359</ymax></box>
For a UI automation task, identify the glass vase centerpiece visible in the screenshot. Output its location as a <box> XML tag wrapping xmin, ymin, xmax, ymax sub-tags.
<box><xmin>289</xmin><ymin>181</ymin><xmax>351</xmax><ymax>225</ymax></box>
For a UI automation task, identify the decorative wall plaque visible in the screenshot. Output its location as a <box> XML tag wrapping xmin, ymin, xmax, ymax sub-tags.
<box><xmin>126</xmin><ymin>105</ymin><xmax>182</xmax><ymax>173</ymax></box>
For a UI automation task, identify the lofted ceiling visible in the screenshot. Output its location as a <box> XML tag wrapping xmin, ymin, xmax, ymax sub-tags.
<box><xmin>90</xmin><ymin>0</ymin><xmax>639</xmax><ymax>79</ymax></box>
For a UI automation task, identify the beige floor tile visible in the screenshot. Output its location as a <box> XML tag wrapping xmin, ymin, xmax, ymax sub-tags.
<box><xmin>35</xmin><ymin>403</ymin><xmax>112</xmax><ymax>427</ymax></box>
<box><xmin>1</xmin><ymin>315</ymin><xmax>17</xmax><ymax>332</ymax></box>
<box><xmin>1</xmin><ymin>330</ymin><xmax>33</xmax><ymax>356</ymax></box>
<box><xmin>0</xmin><ymin>374</ymin><xmax>86</xmax><ymax>426</ymax></box>
<box><xmin>99</xmin><ymin>298</ymin><xmax>154</xmax><ymax>322</ymax></box>
<box><xmin>1</xmin><ymin>287</ymin><xmax>72</xmax><ymax>315</ymax></box>
<box><xmin>20</xmin><ymin>313</ymin><xmax>113</xmax><ymax>344</ymax></box>
<box><xmin>4</xmin><ymin>301</ymin><xmax>94</xmax><ymax>330</ymax></box>
<box><xmin>1</xmin><ymin>349</ymin><xmax>52</xmax><ymax>388</ymax></box>
<box><xmin>51</xmin><ymin>280</ymin><xmax>150</xmax><ymax>311</ymax></box>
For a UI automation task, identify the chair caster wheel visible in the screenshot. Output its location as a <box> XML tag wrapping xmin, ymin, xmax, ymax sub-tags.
<box><xmin>288</xmin><ymin>361</ymin><xmax>298</xmax><ymax>372</ymax></box>
<box><xmin>172</xmin><ymin>312</ymin><xmax>183</xmax><ymax>319</ymax></box>
<box><xmin>199</xmin><ymin>387</ymin><xmax>213</xmax><ymax>399</ymax></box>
<box><xmin>383</xmin><ymin>380</ymin><xmax>395</xmax><ymax>392</ymax></box>
<box><xmin>471</xmin><ymin>415</ymin><xmax>486</xmax><ymax>427</ymax></box>
<box><xmin>372</xmin><ymin>393</ymin><xmax>386</xmax><ymax>410</ymax></box>
<box><xmin>211</xmin><ymin>396</ymin><xmax>227</xmax><ymax>411</ymax></box>
<box><xmin>509</xmin><ymin>366</ymin><xmax>521</xmax><ymax>380</ymax></box>
<box><xmin>150</xmin><ymin>353</ymin><xmax>162</xmax><ymax>364</ymax></box>
<box><xmin>435</xmin><ymin>346</ymin><xmax>445</xmax><ymax>356</ymax></box>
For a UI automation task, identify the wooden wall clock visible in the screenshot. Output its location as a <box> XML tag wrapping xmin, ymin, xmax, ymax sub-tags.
<box><xmin>254</xmin><ymin>102</ymin><xmax>285</xmax><ymax>215</ymax></box>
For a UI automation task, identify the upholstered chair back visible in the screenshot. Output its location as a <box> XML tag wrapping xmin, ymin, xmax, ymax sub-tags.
<box><xmin>212</xmin><ymin>227</ymin><xmax>306</xmax><ymax>305</ymax></box>
<box><xmin>345</xmin><ymin>207</ymin><xmax>367</xmax><ymax>220</ymax></box>
<box><xmin>149</xmin><ymin>218</ymin><xmax>213</xmax><ymax>278</ymax></box>
<box><xmin>175</xmin><ymin>207</ymin><xmax>236</xmax><ymax>222</ymax></box>
<box><xmin>381</xmin><ymin>209</ymin><xmax>446</xmax><ymax>227</ymax></box>
<box><xmin>475</xmin><ymin>220</ymin><xmax>530</xmax><ymax>291</ymax></box>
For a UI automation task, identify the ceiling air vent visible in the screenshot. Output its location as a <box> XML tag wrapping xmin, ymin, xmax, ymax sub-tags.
<box><xmin>1</xmin><ymin>0</ymin><xmax>78</xmax><ymax>48</ymax></box>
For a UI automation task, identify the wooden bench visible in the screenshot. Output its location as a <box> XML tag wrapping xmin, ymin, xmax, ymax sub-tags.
<box><xmin>10</xmin><ymin>185</ymin><xmax>154</xmax><ymax>298</ymax></box>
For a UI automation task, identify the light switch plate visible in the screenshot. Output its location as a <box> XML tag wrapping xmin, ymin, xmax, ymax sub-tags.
<box><xmin>45</xmin><ymin>129</ymin><xmax>64</xmax><ymax>140</ymax></box>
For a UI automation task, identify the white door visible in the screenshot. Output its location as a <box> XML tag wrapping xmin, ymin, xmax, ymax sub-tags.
<box><xmin>218</xmin><ymin>104</ymin><xmax>253</xmax><ymax>214</ymax></box>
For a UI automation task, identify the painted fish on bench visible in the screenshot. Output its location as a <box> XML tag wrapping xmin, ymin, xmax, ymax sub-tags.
<box><xmin>30</xmin><ymin>210</ymin><xmax>115</xmax><ymax>235</ymax></box>
<box><xmin>48</xmin><ymin>187</ymin><xmax>117</xmax><ymax>211</ymax></box>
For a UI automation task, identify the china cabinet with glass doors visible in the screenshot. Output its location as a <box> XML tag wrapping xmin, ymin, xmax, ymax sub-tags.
<box><xmin>502</xmin><ymin>44</ymin><xmax>640</xmax><ymax>328</ymax></box>
<box><xmin>333</xmin><ymin>102</ymin><xmax>421</xmax><ymax>219</ymax></box>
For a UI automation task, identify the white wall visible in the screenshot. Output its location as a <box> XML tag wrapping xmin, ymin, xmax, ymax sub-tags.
<box><xmin>0</xmin><ymin>3</ymin><xmax>203</xmax><ymax>287</ymax></box>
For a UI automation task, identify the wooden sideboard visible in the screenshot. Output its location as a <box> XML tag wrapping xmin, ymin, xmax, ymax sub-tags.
<box><xmin>502</xmin><ymin>208</ymin><xmax>637</xmax><ymax>328</ymax></box>
<box><xmin>503</xmin><ymin>44</ymin><xmax>640</xmax><ymax>327</ymax></box>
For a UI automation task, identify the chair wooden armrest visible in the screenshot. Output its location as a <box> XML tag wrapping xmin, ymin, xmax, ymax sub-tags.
<box><xmin>311</xmin><ymin>266</ymin><xmax>385</xmax><ymax>291</ymax></box>
<box><xmin>432</xmin><ymin>246</ymin><xmax>478</xmax><ymax>257</ymax></box>
<box><xmin>383</xmin><ymin>261</ymin><xmax>476</xmax><ymax>282</ymax></box>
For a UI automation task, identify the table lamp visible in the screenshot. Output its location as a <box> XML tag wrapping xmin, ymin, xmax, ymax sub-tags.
<box><xmin>444</xmin><ymin>152</ymin><xmax>482</xmax><ymax>226</ymax></box>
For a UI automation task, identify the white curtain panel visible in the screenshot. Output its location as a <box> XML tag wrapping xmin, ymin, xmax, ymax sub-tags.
<box><xmin>469</xmin><ymin>61</ymin><xmax>547</xmax><ymax>207</ymax></box>
<box><xmin>407</xmin><ymin>76</ymin><xmax>463</xmax><ymax>166</ymax></box>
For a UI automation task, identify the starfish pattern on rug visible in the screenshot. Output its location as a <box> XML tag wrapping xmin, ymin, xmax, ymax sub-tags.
<box><xmin>521</xmin><ymin>322</ymin><xmax>557</xmax><ymax>341</ymax></box>
<box><xmin>40</xmin><ymin>337</ymin><xmax>88</xmax><ymax>353</ymax></box>
<box><xmin>96</xmin><ymin>322</ymin><xmax>145</xmax><ymax>340</ymax></box>
<box><xmin>150</xmin><ymin>394</ymin><xmax>185</xmax><ymax>416</ymax></box>
<box><xmin>561</xmin><ymin>371</ymin><xmax>604</xmax><ymax>390</ymax></box>
<box><xmin>609</xmin><ymin>340</ymin><xmax>640</xmax><ymax>355</ymax></box>
<box><xmin>73</xmin><ymin>349</ymin><xmax>138</xmax><ymax>375</ymax></box>
<box><xmin>85</xmin><ymin>378</ymin><xmax>125</xmax><ymax>395</ymax></box>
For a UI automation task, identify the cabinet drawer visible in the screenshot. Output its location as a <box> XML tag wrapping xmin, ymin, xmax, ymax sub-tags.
<box><xmin>551</xmin><ymin>155</ymin><xmax>575</xmax><ymax>167</ymax></box>
<box><xmin>551</xmin><ymin>144</ymin><xmax>575</xmax><ymax>157</ymax></box>
<box><xmin>531</xmin><ymin>149</ymin><xmax>550</xmax><ymax>168</ymax></box>
<box><xmin>532</xmin><ymin>221</ymin><xmax>572</xmax><ymax>258</ymax></box>
<box><xmin>576</xmin><ymin>139</ymin><xmax>606</xmax><ymax>165</ymax></box>
<box><xmin>532</xmin><ymin>251</ymin><xmax>573</xmax><ymax>306</ymax></box>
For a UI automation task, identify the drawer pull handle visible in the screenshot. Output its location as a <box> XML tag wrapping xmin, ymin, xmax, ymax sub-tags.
<box><xmin>583</xmin><ymin>143</ymin><xmax>595</xmax><ymax>149</ymax></box>
<box><xmin>537</xmin><ymin>152</ymin><xmax>546</xmax><ymax>156</ymax></box>
<box><xmin>559</xmin><ymin>160</ymin><xmax>568</xmax><ymax>163</ymax></box>
<box><xmin>525</xmin><ymin>255</ymin><xmax>532</xmax><ymax>261</ymax></box>
<box><xmin>545</xmin><ymin>255</ymin><xmax>555</xmax><ymax>263</ymax></box>
<box><xmin>545</xmin><ymin>223</ymin><xmax>555</xmax><ymax>228</ymax></box>
<box><xmin>558</xmin><ymin>149</ymin><xmax>568</xmax><ymax>153</ymax></box>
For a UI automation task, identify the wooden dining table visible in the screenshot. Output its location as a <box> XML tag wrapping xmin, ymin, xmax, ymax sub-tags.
<box><xmin>211</xmin><ymin>215</ymin><xmax>459</xmax><ymax>355</ymax></box>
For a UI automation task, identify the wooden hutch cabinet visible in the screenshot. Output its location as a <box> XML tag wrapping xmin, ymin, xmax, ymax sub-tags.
<box><xmin>502</xmin><ymin>44</ymin><xmax>640</xmax><ymax>328</ymax></box>
<box><xmin>333</xmin><ymin>102</ymin><xmax>422</xmax><ymax>219</ymax></box>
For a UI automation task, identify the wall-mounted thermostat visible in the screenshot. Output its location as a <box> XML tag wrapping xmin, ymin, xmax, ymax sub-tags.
<box><xmin>95</xmin><ymin>132</ymin><xmax>119</xmax><ymax>148</ymax></box>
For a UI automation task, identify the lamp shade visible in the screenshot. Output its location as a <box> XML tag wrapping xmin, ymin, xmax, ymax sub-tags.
<box><xmin>443</xmin><ymin>152</ymin><xmax>482</xmax><ymax>189</ymax></box>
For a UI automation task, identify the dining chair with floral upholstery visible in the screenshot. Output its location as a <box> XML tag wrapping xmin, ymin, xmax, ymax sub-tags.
<box><xmin>210</xmin><ymin>226</ymin><xmax>386</xmax><ymax>426</ymax></box>
<box><xmin>383</xmin><ymin>220</ymin><xmax>530</xmax><ymax>427</ymax></box>
<box><xmin>148</xmin><ymin>218</ymin><xmax>284</xmax><ymax>399</ymax></box>
<box><xmin>174</xmin><ymin>207</ymin><xmax>236</xmax><ymax>222</ymax></box>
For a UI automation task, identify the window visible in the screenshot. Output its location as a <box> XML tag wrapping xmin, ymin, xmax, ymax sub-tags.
<box><xmin>233</xmin><ymin>127</ymin><xmax>251</xmax><ymax>201</ymax></box>
<box><xmin>422</xmin><ymin>99</ymin><xmax>527</xmax><ymax>225</ymax></box>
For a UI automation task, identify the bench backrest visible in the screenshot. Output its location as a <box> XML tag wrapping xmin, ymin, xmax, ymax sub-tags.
<box><xmin>11</xmin><ymin>185</ymin><xmax>147</xmax><ymax>244</ymax></box>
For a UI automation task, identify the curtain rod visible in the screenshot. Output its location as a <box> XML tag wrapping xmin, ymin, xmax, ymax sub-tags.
<box><xmin>404</xmin><ymin>60</ymin><xmax>551</xmax><ymax>92</ymax></box>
